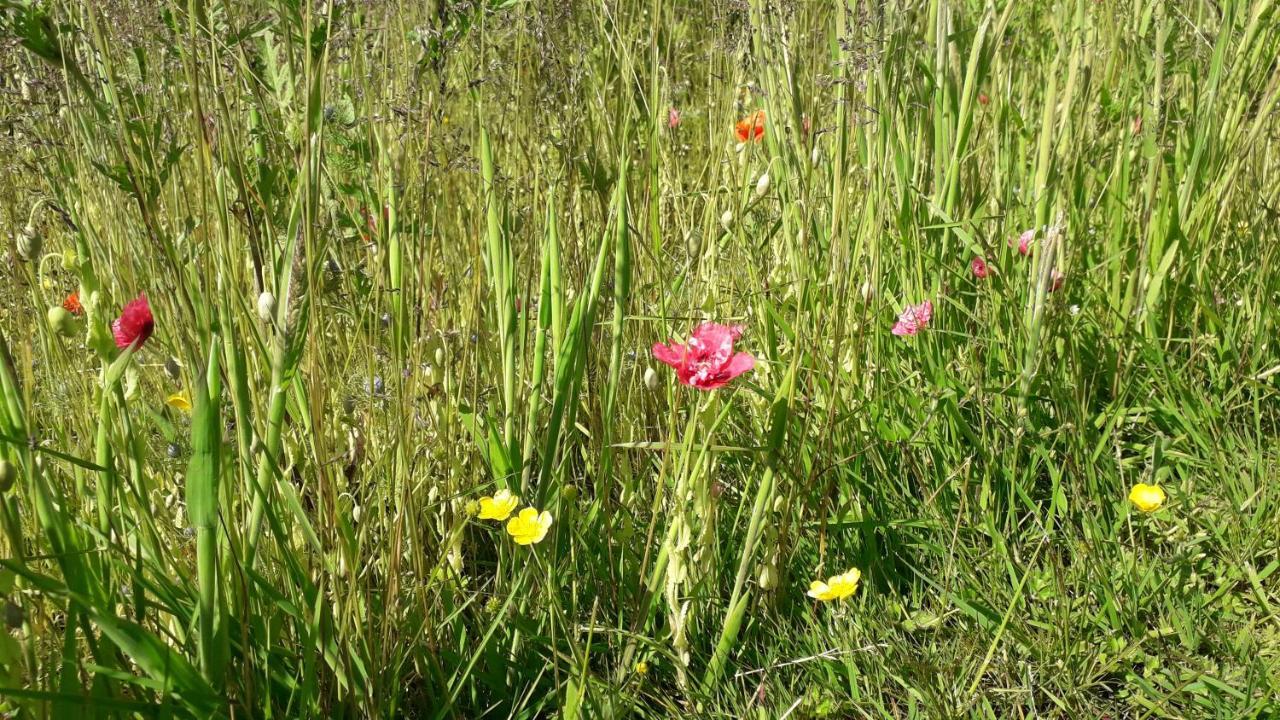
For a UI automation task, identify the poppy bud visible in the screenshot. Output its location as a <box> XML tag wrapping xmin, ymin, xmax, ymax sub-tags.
<box><xmin>46</xmin><ymin>306</ymin><xmax>79</xmax><ymax>337</ymax></box>
<box><xmin>61</xmin><ymin>249</ymin><xmax>76</xmax><ymax>271</ymax></box>
<box><xmin>757</xmin><ymin>563</ymin><xmax>777</xmax><ymax>590</ymax></box>
<box><xmin>434</xmin><ymin>346</ymin><xmax>446</xmax><ymax>367</ymax></box>
<box><xmin>352</xmin><ymin>504</ymin><xmax>362</xmax><ymax>524</ymax></box>
<box><xmin>257</xmin><ymin>292</ymin><xmax>276</xmax><ymax>322</ymax></box>
<box><xmin>16</xmin><ymin>224</ymin><xmax>41</xmax><ymax>262</ymax></box>
<box><xmin>860</xmin><ymin>281</ymin><xmax>874</xmax><ymax>302</ymax></box>
<box><xmin>643</xmin><ymin>366</ymin><xmax>658</xmax><ymax>390</ymax></box>
<box><xmin>720</xmin><ymin>209</ymin><xmax>734</xmax><ymax>232</ymax></box>
<box><xmin>0</xmin><ymin>460</ymin><xmax>16</xmax><ymax>492</ymax></box>
<box><xmin>755</xmin><ymin>172</ymin><xmax>770</xmax><ymax>198</ymax></box>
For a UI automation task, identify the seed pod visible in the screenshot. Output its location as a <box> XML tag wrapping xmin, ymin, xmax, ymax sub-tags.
<box><xmin>16</xmin><ymin>225</ymin><xmax>41</xmax><ymax>262</ymax></box>
<box><xmin>46</xmin><ymin>306</ymin><xmax>78</xmax><ymax>337</ymax></box>
<box><xmin>0</xmin><ymin>460</ymin><xmax>16</xmax><ymax>492</ymax></box>
<box><xmin>257</xmin><ymin>292</ymin><xmax>276</xmax><ymax>322</ymax></box>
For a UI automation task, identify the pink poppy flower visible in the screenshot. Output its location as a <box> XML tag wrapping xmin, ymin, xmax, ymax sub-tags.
<box><xmin>971</xmin><ymin>256</ymin><xmax>988</xmax><ymax>279</ymax></box>
<box><xmin>112</xmin><ymin>293</ymin><xmax>154</xmax><ymax>350</ymax></box>
<box><xmin>892</xmin><ymin>300</ymin><xmax>933</xmax><ymax>337</ymax></box>
<box><xmin>1049</xmin><ymin>269</ymin><xmax>1065</xmax><ymax>293</ymax></box>
<box><xmin>668</xmin><ymin>107</ymin><xmax>681</xmax><ymax>129</ymax></box>
<box><xmin>1015</xmin><ymin>229</ymin><xmax>1034</xmax><ymax>256</ymax></box>
<box><xmin>652</xmin><ymin>322</ymin><xmax>755</xmax><ymax>390</ymax></box>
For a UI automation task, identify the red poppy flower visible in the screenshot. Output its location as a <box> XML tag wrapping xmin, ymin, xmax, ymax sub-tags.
<box><xmin>112</xmin><ymin>293</ymin><xmax>154</xmax><ymax>350</ymax></box>
<box><xmin>62</xmin><ymin>291</ymin><xmax>83</xmax><ymax>316</ymax></box>
<box><xmin>652</xmin><ymin>322</ymin><xmax>755</xmax><ymax>390</ymax></box>
<box><xmin>735</xmin><ymin>110</ymin><xmax>766</xmax><ymax>143</ymax></box>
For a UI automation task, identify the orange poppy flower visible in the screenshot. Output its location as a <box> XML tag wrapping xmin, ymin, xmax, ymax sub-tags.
<box><xmin>62</xmin><ymin>291</ymin><xmax>83</xmax><ymax>316</ymax></box>
<box><xmin>735</xmin><ymin>110</ymin><xmax>766</xmax><ymax>142</ymax></box>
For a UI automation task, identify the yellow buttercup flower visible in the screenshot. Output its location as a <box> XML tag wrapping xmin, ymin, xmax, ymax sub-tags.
<box><xmin>505</xmin><ymin>507</ymin><xmax>553</xmax><ymax>546</ymax></box>
<box><xmin>477</xmin><ymin>489</ymin><xmax>519</xmax><ymax>521</ymax></box>
<box><xmin>1128</xmin><ymin>483</ymin><xmax>1166</xmax><ymax>513</ymax></box>
<box><xmin>806</xmin><ymin>568</ymin><xmax>861</xmax><ymax>602</ymax></box>
<box><xmin>166</xmin><ymin>392</ymin><xmax>192</xmax><ymax>413</ymax></box>
<box><xmin>634</xmin><ymin>661</ymin><xmax>648</xmax><ymax>675</ymax></box>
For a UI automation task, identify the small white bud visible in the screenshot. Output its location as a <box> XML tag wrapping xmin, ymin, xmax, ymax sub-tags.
<box><xmin>720</xmin><ymin>209</ymin><xmax>734</xmax><ymax>232</ymax></box>
<box><xmin>860</xmin><ymin>281</ymin><xmax>874</xmax><ymax>302</ymax></box>
<box><xmin>257</xmin><ymin>292</ymin><xmax>276</xmax><ymax>322</ymax></box>
<box><xmin>643</xmin><ymin>367</ymin><xmax>658</xmax><ymax>390</ymax></box>
<box><xmin>754</xmin><ymin>172</ymin><xmax>771</xmax><ymax>198</ymax></box>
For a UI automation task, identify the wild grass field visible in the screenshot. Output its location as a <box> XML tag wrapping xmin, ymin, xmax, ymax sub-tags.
<box><xmin>0</xmin><ymin>0</ymin><xmax>1279</xmax><ymax>717</ymax></box>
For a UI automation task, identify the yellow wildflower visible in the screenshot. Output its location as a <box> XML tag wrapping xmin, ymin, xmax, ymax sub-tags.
<box><xmin>505</xmin><ymin>507</ymin><xmax>553</xmax><ymax>546</ymax></box>
<box><xmin>477</xmin><ymin>489</ymin><xmax>519</xmax><ymax>521</ymax></box>
<box><xmin>806</xmin><ymin>568</ymin><xmax>861</xmax><ymax>602</ymax></box>
<box><xmin>166</xmin><ymin>392</ymin><xmax>192</xmax><ymax>413</ymax></box>
<box><xmin>1128</xmin><ymin>483</ymin><xmax>1166</xmax><ymax>513</ymax></box>
<box><xmin>635</xmin><ymin>661</ymin><xmax>648</xmax><ymax>675</ymax></box>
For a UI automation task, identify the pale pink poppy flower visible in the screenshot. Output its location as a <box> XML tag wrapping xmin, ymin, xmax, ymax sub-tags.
<box><xmin>652</xmin><ymin>322</ymin><xmax>755</xmax><ymax>390</ymax></box>
<box><xmin>1049</xmin><ymin>269</ymin><xmax>1065</xmax><ymax>292</ymax></box>
<box><xmin>971</xmin><ymin>256</ymin><xmax>988</xmax><ymax>279</ymax></box>
<box><xmin>668</xmin><ymin>107</ymin><xmax>681</xmax><ymax>129</ymax></box>
<box><xmin>1016</xmin><ymin>229</ymin><xmax>1035</xmax><ymax>256</ymax></box>
<box><xmin>892</xmin><ymin>300</ymin><xmax>933</xmax><ymax>337</ymax></box>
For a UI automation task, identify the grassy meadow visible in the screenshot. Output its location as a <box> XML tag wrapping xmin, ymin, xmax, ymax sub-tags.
<box><xmin>1</xmin><ymin>0</ymin><xmax>1280</xmax><ymax>716</ymax></box>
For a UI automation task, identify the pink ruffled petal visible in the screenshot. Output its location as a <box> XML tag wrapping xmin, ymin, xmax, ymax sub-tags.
<box><xmin>652</xmin><ymin>342</ymin><xmax>686</xmax><ymax>368</ymax></box>
<box><xmin>722</xmin><ymin>352</ymin><xmax>755</xmax><ymax>378</ymax></box>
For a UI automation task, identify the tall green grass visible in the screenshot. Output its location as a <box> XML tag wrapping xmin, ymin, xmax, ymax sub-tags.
<box><xmin>1</xmin><ymin>0</ymin><xmax>1278</xmax><ymax>717</ymax></box>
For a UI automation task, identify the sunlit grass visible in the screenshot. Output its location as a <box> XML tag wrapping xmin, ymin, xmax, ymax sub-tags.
<box><xmin>0</xmin><ymin>0</ymin><xmax>1278</xmax><ymax>717</ymax></box>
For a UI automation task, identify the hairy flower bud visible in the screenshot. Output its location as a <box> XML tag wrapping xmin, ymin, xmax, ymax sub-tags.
<box><xmin>16</xmin><ymin>225</ymin><xmax>41</xmax><ymax>262</ymax></box>
<box><xmin>755</xmin><ymin>172</ymin><xmax>771</xmax><ymax>198</ymax></box>
<box><xmin>257</xmin><ymin>291</ymin><xmax>276</xmax><ymax>322</ymax></box>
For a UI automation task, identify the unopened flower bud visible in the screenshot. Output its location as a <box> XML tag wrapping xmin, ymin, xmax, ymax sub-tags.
<box><xmin>46</xmin><ymin>306</ymin><xmax>78</xmax><ymax>337</ymax></box>
<box><xmin>643</xmin><ymin>366</ymin><xmax>658</xmax><ymax>390</ymax></box>
<box><xmin>16</xmin><ymin>225</ymin><xmax>41</xmax><ymax>262</ymax></box>
<box><xmin>758</xmin><ymin>563</ymin><xmax>777</xmax><ymax>590</ymax></box>
<box><xmin>720</xmin><ymin>209</ymin><xmax>734</xmax><ymax>232</ymax></box>
<box><xmin>434</xmin><ymin>346</ymin><xmax>446</xmax><ymax>367</ymax></box>
<box><xmin>257</xmin><ymin>291</ymin><xmax>276</xmax><ymax>322</ymax></box>
<box><xmin>561</xmin><ymin>485</ymin><xmax>579</xmax><ymax>503</ymax></box>
<box><xmin>755</xmin><ymin>172</ymin><xmax>771</xmax><ymax>198</ymax></box>
<box><xmin>60</xmin><ymin>249</ymin><xmax>76</xmax><ymax>271</ymax></box>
